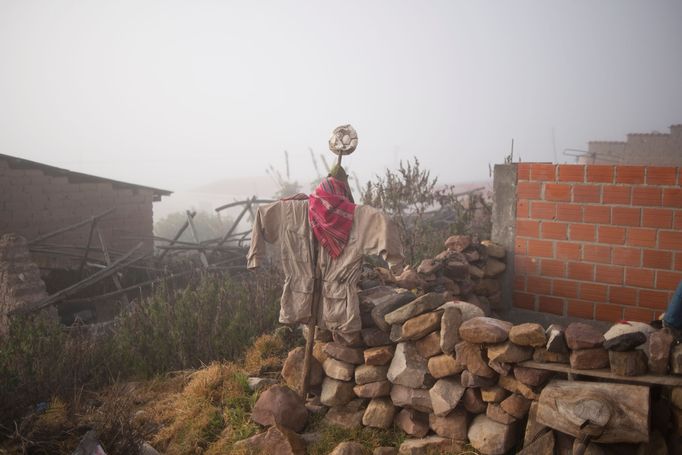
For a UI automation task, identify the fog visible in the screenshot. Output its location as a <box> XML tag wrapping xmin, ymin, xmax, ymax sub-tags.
<box><xmin>1</xmin><ymin>0</ymin><xmax>681</xmax><ymax>204</ymax></box>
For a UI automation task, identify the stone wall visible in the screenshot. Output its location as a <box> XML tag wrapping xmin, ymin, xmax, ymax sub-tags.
<box><xmin>582</xmin><ymin>124</ymin><xmax>682</xmax><ymax>166</ymax></box>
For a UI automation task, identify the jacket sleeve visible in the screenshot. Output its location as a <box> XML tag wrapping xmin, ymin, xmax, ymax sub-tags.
<box><xmin>246</xmin><ymin>201</ymin><xmax>282</xmax><ymax>269</ymax></box>
<box><xmin>360</xmin><ymin>206</ymin><xmax>404</xmax><ymax>268</ymax></box>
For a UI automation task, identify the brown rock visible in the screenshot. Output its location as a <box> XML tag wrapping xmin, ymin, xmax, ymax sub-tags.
<box><xmin>395</xmin><ymin>409</ymin><xmax>429</xmax><ymax>438</ymax></box>
<box><xmin>417</xmin><ymin>258</ymin><xmax>442</xmax><ymax>275</ymax></box>
<box><xmin>439</xmin><ymin>305</ymin><xmax>462</xmax><ymax>354</ymax></box>
<box><xmin>332</xmin><ymin>330</ymin><xmax>364</xmax><ymax>347</ymax></box>
<box><xmin>401</xmin><ymin>311</ymin><xmax>443</xmax><ymax>341</ymax></box>
<box><xmin>356</xmin><ymin>364</ymin><xmax>389</xmax><ymax>385</ymax></box>
<box><xmin>459</xmin><ymin>317</ymin><xmax>512</xmax><ymax>344</ymax></box>
<box><xmin>282</xmin><ymin>347</ymin><xmax>323</xmax><ymax>391</ymax></box>
<box><xmin>387</xmin><ymin>342</ymin><xmax>432</xmax><ymax>389</ymax></box>
<box><xmin>427</xmin><ymin>354</ymin><xmax>464</xmax><ymax>379</ymax></box>
<box><xmin>398</xmin><ymin>436</ymin><xmax>463</xmax><ymax>455</ymax></box>
<box><xmin>473</xmin><ymin>278</ymin><xmax>501</xmax><ymax>296</ymax></box>
<box><xmin>671</xmin><ymin>344</ymin><xmax>682</xmax><ymax>375</ymax></box>
<box><xmin>455</xmin><ymin>341</ymin><xmax>497</xmax><ymax>378</ymax></box>
<box><xmin>365</xmin><ymin>345</ymin><xmax>395</xmax><ymax>366</ymax></box>
<box><xmin>513</xmin><ymin>366</ymin><xmax>554</xmax><ymax>387</ymax></box>
<box><xmin>428</xmin><ymin>408</ymin><xmax>468</xmax><ymax>440</ymax></box>
<box><xmin>323</xmin><ymin>358</ymin><xmax>355</xmax><ymax>381</ymax></box>
<box><xmin>313</xmin><ymin>341</ymin><xmax>330</xmax><ymax>364</ymax></box>
<box><xmin>320</xmin><ymin>377</ymin><xmax>356</xmax><ymax>407</ymax></box>
<box><xmin>444</xmin><ymin>256</ymin><xmax>471</xmax><ymax>281</ymax></box>
<box><xmin>487</xmin><ymin>341</ymin><xmax>533</xmax><ymax>363</ymax></box>
<box><xmin>498</xmin><ymin>375</ymin><xmax>539</xmax><ymax>400</ymax></box>
<box><xmin>371</xmin><ymin>291</ymin><xmax>418</xmax><ymax>332</ymax></box>
<box><xmin>233</xmin><ymin>424</ymin><xmax>305</xmax><ymax>455</ymax></box>
<box><xmin>533</xmin><ymin>347</ymin><xmax>570</xmax><ymax>363</ymax></box>
<box><xmin>509</xmin><ymin>323</ymin><xmax>547</xmax><ymax>347</ymax></box>
<box><xmin>325</xmin><ymin>342</ymin><xmax>365</xmax><ymax>365</ymax></box>
<box><xmin>462</xmin><ymin>387</ymin><xmax>487</xmax><ymax>413</ymax></box>
<box><xmin>324</xmin><ymin>399</ymin><xmax>366</xmax><ymax>430</ymax></box>
<box><xmin>374</xmin><ymin>448</ymin><xmax>398</xmax><ymax>455</ymax></box>
<box><xmin>390</xmin><ymin>384</ymin><xmax>433</xmax><ymax>413</ymax></box>
<box><xmin>385</xmin><ymin>293</ymin><xmax>445</xmax><ymax>326</ymax></box>
<box><xmin>545</xmin><ymin>324</ymin><xmax>568</xmax><ymax>353</ymax></box>
<box><xmin>415</xmin><ymin>331</ymin><xmax>442</xmax><ymax>358</ymax></box>
<box><xmin>362</xmin><ymin>397</ymin><xmax>396</xmax><ymax>429</ymax></box>
<box><xmin>481</xmin><ymin>386</ymin><xmax>509</xmax><ymax>403</ymax></box>
<box><xmin>570</xmin><ymin>348</ymin><xmax>610</xmax><ymax>370</ymax></box>
<box><xmin>485</xmin><ymin>259</ymin><xmax>506</xmax><ymax>277</ymax></box>
<box><xmin>518</xmin><ymin>429</ymin><xmax>554</xmax><ymax>455</ymax></box>
<box><xmin>648</xmin><ymin>329</ymin><xmax>674</xmax><ymax>375</ymax></box>
<box><xmin>609</xmin><ymin>350</ymin><xmax>648</xmax><ymax>376</ymax></box>
<box><xmin>500</xmin><ymin>393</ymin><xmax>532</xmax><ymax>419</ymax></box>
<box><xmin>353</xmin><ymin>381</ymin><xmax>391</xmax><ymax>398</ymax></box>
<box><xmin>361</xmin><ymin>328</ymin><xmax>392</xmax><ymax>347</ymax></box>
<box><xmin>488</xmin><ymin>359</ymin><xmax>513</xmax><ymax>376</ymax></box>
<box><xmin>251</xmin><ymin>385</ymin><xmax>308</xmax><ymax>432</ymax></box>
<box><xmin>395</xmin><ymin>269</ymin><xmax>427</xmax><ymax>291</ymax></box>
<box><xmin>429</xmin><ymin>377</ymin><xmax>466</xmax><ymax>416</ymax></box>
<box><xmin>330</xmin><ymin>441</ymin><xmax>365</xmax><ymax>455</ymax></box>
<box><xmin>565</xmin><ymin>322</ymin><xmax>604</xmax><ymax>350</ymax></box>
<box><xmin>461</xmin><ymin>370</ymin><xmax>497</xmax><ymax>388</ymax></box>
<box><xmin>468</xmin><ymin>414</ymin><xmax>518</xmax><ymax>455</ymax></box>
<box><xmin>524</xmin><ymin>401</ymin><xmax>547</xmax><ymax>447</ymax></box>
<box><xmin>487</xmin><ymin>402</ymin><xmax>517</xmax><ymax>424</ymax></box>
<box><xmin>469</xmin><ymin>265</ymin><xmax>485</xmax><ymax>279</ymax></box>
<box><xmin>482</xmin><ymin>240</ymin><xmax>506</xmax><ymax>258</ymax></box>
<box><xmin>445</xmin><ymin>234</ymin><xmax>472</xmax><ymax>252</ymax></box>
<box><xmin>390</xmin><ymin>324</ymin><xmax>405</xmax><ymax>343</ymax></box>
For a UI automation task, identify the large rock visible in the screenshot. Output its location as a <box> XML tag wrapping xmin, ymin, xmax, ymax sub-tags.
<box><xmin>468</xmin><ymin>414</ymin><xmax>518</xmax><ymax>455</ymax></box>
<box><xmin>498</xmin><ymin>375</ymin><xmax>539</xmax><ymax>401</ymax></box>
<box><xmin>362</xmin><ymin>397</ymin><xmax>396</xmax><ymax>429</ymax></box>
<box><xmin>324</xmin><ymin>399</ymin><xmax>366</xmax><ymax>430</ymax></box>
<box><xmin>486</xmin><ymin>403</ymin><xmax>517</xmax><ymax>425</ymax></box>
<box><xmin>233</xmin><ymin>425</ymin><xmax>305</xmax><ymax>455</ymax></box>
<box><xmin>482</xmin><ymin>240</ymin><xmax>506</xmax><ymax>258</ymax></box>
<box><xmin>565</xmin><ymin>323</ymin><xmax>604</xmax><ymax>350</ymax></box>
<box><xmin>362</xmin><ymin>328</ymin><xmax>392</xmax><ymax>347</ymax></box>
<box><xmin>524</xmin><ymin>401</ymin><xmax>547</xmax><ymax>447</ymax></box>
<box><xmin>387</xmin><ymin>342</ymin><xmax>432</xmax><ymax>389</ymax></box>
<box><xmin>390</xmin><ymin>384</ymin><xmax>432</xmax><ymax>413</ymax></box>
<box><xmin>609</xmin><ymin>350</ymin><xmax>648</xmax><ymax>376</ymax></box>
<box><xmin>513</xmin><ymin>366</ymin><xmax>553</xmax><ymax>387</ymax></box>
<box><xmin>390</xmin><ymin>324</ymin><xmax>405</xmax><ymax>343</ymax></box>
<box><xmin>398</xmin><ymin>436</ymin><xmax>463</xmax><ymax>455</ymax></box>
<box><xmin>446</xmin><ymin>300</ymin><xmax>485</xmax><ymax>321</ymax></box>
<box><xmin>533</xmin><ymin>348</ymin><xmax>570</xmax><ymax>364</ymax></box>
<box><xmin>374</xmin><ymin>448</ymin><xmax>398</xmax><ymax>455</ymax></box>
<box><xmin>332</xmin><ymin>330</ymin><xmax>364</xmax><ymax>348</ymax></box>
<box><xmin>461</xmin><ymin>370</ymin><xmax>497</xmax><ymax>388</ymax></box>
<box><xmin>320</xmin><ymin>377</ymin><xmax>356</xmax><ymax>407</ymax></box>
<box><xmin>313</xmin><ymin>341</ymin><xmax>330</xmax><ymax>364</ymax></box>
<box><xmin>429</xmin><ymin>378</ymin><xmax>466</xmax><ymax>416</ymax></box>
<box><xmin>500</xmin><ymin>393</ymin><xmax>532</xmax><ymax>419</ymax></box>
<box><xmin>462</xmin><ymin>387</ymin><xmax>487</xmax><ymax>414</ymax></box>
<box><xmin>384</xmin><ymin>293</ymin><xmax>445</xmax><ymax>326</ymax></box>
<box><xmin>488</xmin><ymin>359</ymin><xmax>513</xmax><ymax>377</ymax></box>
<box><xmin>459</xmin><ymin>317</ymin><xmax>512</xmax><ymax>344</ymax></box>
<box><xmin>473</xmin><ymin>279</ymin><xmax>501</xmax><ymax>297</ymax></box>
<box><xmin>485</xmin><ymin>259</ymin><xmax>506</xmax><ymax>277</ymax></box>
<box><xmin>545</xmin><ymin>324</ymin><xmax>568</xmax><ymax>353</ymax></box>
<box><xmin>371</xmin><ymin>292</ymin><xmax>417</xmax><ymax>332</ymax></box>
<box><xmin>481</xmin><ymin>386</ymin><xmax>509</xmax><ymax>403</ymax></box>
<box><xmin>395</xmin><ymin>269</ymin><xmax>427</xmax><ymax>290</ymax></box>
<box><xmin>445</xmin><ymin>235</ymin><xmax>471</xmax><ymax>252</ymax></box>
<box><xmin>427</xmin><ymin>354</ymin><xmax>464</xmax><ymax>379</ymax></box>
<box><xmin>517</xmin><ymin>430</ymin><xmax>554</xmax><ymax>455</ymax></box>
<box><xmin>395</xmin><ymin>409</ymin><xmax>429</xmax><ymax>438</ymax></box>
<box><xmin>356</xmin><ymin>364</ymin><xmax>389</xmax><ymax>385</ymax></box>
<box><xmin>251</xmin><ymin>385</ymin><xmax>308</xmax><ymax>432</ymax></box>
<box><xmin>330</xmin><ymin>441</ymin><xmax>365</xmax><ymax>455</ymax></box>
<box><xmin>323</xmin><ymin>358</ymin><xmax>355</xmax><ymax>381</ymax></box>
<box><xmin>603</xmin><ymin>323</ymin><xmax>650</xmax><ymax>351</ymax></box>
<box><xmin>353</xmin><ymin>381</ymin><xmax>391</xmax><ymax>398</ymax></box>
<box><xmin>487</xmin><ymin>342</ymin><xmax>533</xmax><ymax>363</ymax></box>
<box><xmin>325</xmin><ymin>343</ymin><xmax>365</xmax><ymax>365</ymax></box>
<box><xmin>439</xmin><ymin>305</ymin><xmax>462</xmax><ymax>354</ymax></box>
<box><xmin>417</xmin><ymin>258</ymin><xmax>442</xmax><ymax>275</ymax></box>
<box><xmin>282</xmin><ymin>347</ymin><xmax>323</xmax><ymax>391</ymax></box>
<box><xmin>401</xmin><ymin>311</ymin><xmax>444</xmax><ymax>341</ymax></box>
<box><xmin>248</xmin><ymin>377</ymin><xmax>278</xmax><ymax>392</ymax></box>
<box><xmin>428</xmin><ymin>408</ymin><xmax>468</xmax><ymax>440</ymax></box>
<box><xmin>365</xmin><ymin>346</ymin><xmax>395</xmax><ymax>366</ymax></box>
<box><xmin>455</xmin><ymin>341</ymin><xmax>497</xmax><ymax>378</ymax></box>
<box><xmin>509</xmin><ymin>323</ymin><xmax>546</xmax><ymax>347</ymax></box>
<box><xmin>569</xmin><ymin>348</ymin><xmax>609</xmax><ymax>370</ymax></box>
<box><xmin>648</xmin><ymin>329</ymin><xmax>674</xmax><ymax>374</ymax></box>
<box><xmin>415</xmin><ymin>331</ymin><xmax>442</xmax><ymax>358</ymax></box>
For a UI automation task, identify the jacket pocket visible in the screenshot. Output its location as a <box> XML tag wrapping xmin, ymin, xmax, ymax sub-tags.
<box><xmin>280</xmin><ymin>275</ymin><xmax>314</xmax><ymax>324</ymax></box>
<box><xmin>321</xmin><ymin>281</ymin><xmax>348</xmax><ymax>329</ymax></box>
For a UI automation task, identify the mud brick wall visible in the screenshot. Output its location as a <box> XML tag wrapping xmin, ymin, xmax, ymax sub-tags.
<box><xmin>0</xmin><ymin>157</ymin><xmax>155</xmax><ymax>264</ymax></box>
<box><xmin>512</xmin><ymin>163</ymin><xmax>682</xmax><ymax>322</ymax></box>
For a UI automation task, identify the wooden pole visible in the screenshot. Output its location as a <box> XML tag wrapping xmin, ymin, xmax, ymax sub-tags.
<box><xmin>186</xmin><ymin>210</ymin><xmax>209</xmax><ymax>268</ymax></box>
<box><xmin>300</xmin><ymin>239</ymin><xmax>320</xmax><ymax>399</ymax></box>
<box><xmin>29</xmin><ymin>208</ymin><xmax>115</xmax><ymax>245</ymax></box>
<box><xmin>158</xmin><ymin>211</ymin><xmax>195</xmax><ymax>260</ymax></box>
<box><xmin>77</xmin><ymin>217</ymin><xmax>99</xmax><ymax>278</ymax></box>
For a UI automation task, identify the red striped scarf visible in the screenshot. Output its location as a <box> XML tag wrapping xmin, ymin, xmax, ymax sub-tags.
<box><xmin>308</xmin><ymin>177</ymin><xmax>356</xmax><ymax>258</ymax></box>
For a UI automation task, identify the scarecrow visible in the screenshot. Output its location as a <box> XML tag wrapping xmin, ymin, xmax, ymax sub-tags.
<box><xmin>247</xmin><ymin>125</ymin><xmax>403</xmax><ymax>395</ymax></box>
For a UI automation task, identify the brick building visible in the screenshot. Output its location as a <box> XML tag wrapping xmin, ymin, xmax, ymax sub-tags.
<box><xmin>0</xmin><ymin>153</ymin><xmax>171</xmax><ymax>269</ymax></box>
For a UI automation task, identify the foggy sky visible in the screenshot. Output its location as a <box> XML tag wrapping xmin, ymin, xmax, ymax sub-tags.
<box><xmin>1</xmin><ymin>1</ymin><xmax>681</xmax><ymax>192</ymax></box>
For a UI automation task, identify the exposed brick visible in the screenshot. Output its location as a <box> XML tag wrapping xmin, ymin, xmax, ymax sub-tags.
<box><xmin>530</xmin><ymin>163</ymin><xmax>557</xmax><ymax>181</ymax></box>
<box><xmin>609</xmin><ymin>286</ymin><xmax>638</xmax><ymax>306</ymax></box>
<box><xmin>632</xmin><ymin>187</ymin><xmax>662</xmax><ymax>206</ymax></box>
<box><xmin>517</xmin><ymin>182</ymin><xmax>542</xmax><ymax>200</ymax></box>
<box><xmin>615</xmin><ymin>166</ymin><xmax>646</xmax><ymax>184</ymax></box>
<box><xmin>544</xmin><ymin>183</ymin><xmax>571</xmax><ymax>202</ymax></box>
<box><xmin>583</xmin><ymin>205</ymin><xmax>610</xmax><ymax>224</ymax></box>
<box><xmin>514</xmin><ymin>255</ymin><xmax>538</xmax><ymax>274</ymax></box>
<box><xmin>579</xmin><ymin>282</ymin><xmax>608</xmax><ymax>301</ymax></box>
<box><xmin>646</xmin><ymin>166</ymin><xmax>677</xmax><ymax>185</ymax></box>
<box><xmin>656</xmin><ymin>271</ymin><xmax>682</xmax><ymax>291</ymax></box>
<box><xmin>555</xmin><ymin>203</ymin><xmax>582</xmax><ymax>222</ymax></box>
<box><xmin>517</xmin><ymin>219</ymin><xmax>540</xmax><ymax>238</ymax></box>
<box><xmin>582</xmin><ymin>244</ymin><xmax>611</xmax><ymax>264</ymax></box>
<box><xmin>540</xmin><ymin>259</ymin><xmax>565</xmax><ymax>277</ymax></box>
<box><xmin>567</xmin><ymin>300</ymin><xmax>594</xmax><ymax>319</ymax></box>
<box><xmin>516</xmin><ymin>199</ymin><xmax>530</xmax><ymax>218</ymax></box>
<box><xmin>595</xmin><ymin>304</ymin><xmax>623</xmax><ymax>322</ymax></box>
<box><xmin>598</xmin><ymin>226</ymin><xmax>626</xmax><ymax>245</ymax></box>
<box><xmin>603</xmin><ymin>185</ymin><xmax>631</xmax><ymax>205</ymax></box>
<box><xmin>639</xmin><ymin>289</ymin><xmax>670</xmax><ymax>310</ymax></box>
<box><xmin>662</xmin><ymin>188</ymin><xmax>682</xmax><ymax>208</ymax></box>
<box><xmin>538</xmin><ymin>296</ymin><xmax>564</xmax><ymax>315</ymax></box>
<box><xmin>586</xmin><ymin>165</ymin><xmax>614</xmax><ymax>183</ymax></box>
<box><xmin>569</xmin><ymin>223</ymin><xmax>596</xmax><ymax>242</ymax></box>
<box><xmin>612</xmin><ymin>247</ymin><xmax>641</xmax><ymax>267</ymax></box>
<box><xmin>675</xmin><ymin>210</ymin><xmax>682</xmax><ymax>230</ymax></box>
<box><xmin>611</xmin><ymin>207</ymin><xmax>641</xmax><ymax>226</ymax></box>
<box><xmin>623</xmin><ymin>307</ymin><xmax>654</xmax><ymax>322</ymax></box>
<box><xmin>572</xmin><ymin>184</ymin><xmax>601</xmax><ymax>203</ymax></box>
<box><xmin>642</xmin><ymin>249</ymin><xmax>672</xmax><ymax>269</ymax></box>
<box><xmin>567</xmin><ymin>262</ymin><xmax>594</xmax><ymax>281</ymax></box>
<box><xmin>517</xmin><ymin>163</ymin><xmax>531</xmax><ymax>180</ymax></box>
<box><xmin>530</xmin><ymin>201</ymin><xmax>556</xmax><ymax>220</ymax></box>
<box><xmin>514</xmin><ymin>275</ymin><xmax>526</xmax><ymax>291</ymax></box>
<box><xmin>626</xmin><ymin>228</ymin><xmax>657</xmax><ymax>248</ymax></box>
<box><xmin>527</xmin><ymin>276</ymin><xmax>552</xmax><ymax>295</ymax></box>
<box><xmin>625</xmin><ymin>268</ymin><xmax>655</xmax><ymax>288</ymax></box>
<box><xmin>514</xmin><ymin>292</ymin><xmax>535</xmax><ymax>310</ymax></box>
<box><xmin>515</xmin><ymin>239</ymin><xmax>527</xmax><ymax>255</ymax></box>
<box><xmin>552</xmin><ymin>279</ymin><xmax>579</xmax><ymax>298</ymax></box>
<box><xmin>558</xmin><ymin>164</ymin><xmax>585</xmax><ymax>182</ymax></box>
<box><xmin>660</xmin><ymin>231</ymin><xmax>682</xmax><ymax>251</ymax></box>
<box><xmin>541</xmin><ymin>222</ymin><xmax>568</xmax><ymax>240</ymax></box>
<box><xmin>527</xmin><ymin>239</ymin><xmax>554</xmax><ymax>258</ymax></box>
<box><xmin>642</xmin><ymin>208</ymin><xmax>673</xmax><ymax>228</ymax></box>
<box><xmin>676</xmin><ymin>253</ymin><xmax>682</xmax><ymax>272</ymax></box>
<box><xmin>555</xmin><ymin>242</ymin><xmax>581</xmax><ymax>261</ymax></box>
<box><xmin>596</xmin><ymin>265</ymin><xmax>624</xmax><ymax>285</ymax></box>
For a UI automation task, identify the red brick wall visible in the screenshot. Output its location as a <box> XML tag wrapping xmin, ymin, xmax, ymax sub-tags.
<box><xmin>513</xmin><ymin>163</ymin><xmax>682</xmax><ymax>323</ymax></box>
<box><xmin>0</xmin><ymin>158</ymin><xmax>155</xmax><ymax>264</ymax></box>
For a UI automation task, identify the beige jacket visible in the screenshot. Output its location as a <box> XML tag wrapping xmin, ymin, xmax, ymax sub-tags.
<box><xmin>247</xmin><ymin>200</ymin><xmax>402</xmax><ymax>333</ymax></box>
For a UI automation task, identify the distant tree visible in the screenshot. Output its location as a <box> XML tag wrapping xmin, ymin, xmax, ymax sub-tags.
<box><xmin>154</xmin><ymin>210</ymin><xmax>230</xmax><ymax>243</ymax></box>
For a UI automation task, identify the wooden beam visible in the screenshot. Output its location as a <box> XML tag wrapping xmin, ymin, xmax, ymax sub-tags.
<box><xmin>186</xmin><ymin>210</ymin><xmax>209</xmax><ymax>268</ymax></box>
<box><xmin>214</xmin><ymin>198</ymin><xmax>274</xmax><ymax>213</ymax></box>
<box><xmin>29</xmin><ymin>208</ymin><xmax>116</xmax><ymax>245</ymax></box>
<box><xmin>158</xmin><ymin>210</ymin><xmax>195</xmax><ymax>260</ymax></box>
<box><xmin>77</xmin><ymin>217</ymin><xmax>99</xmax><ymax>278</ymax></box>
